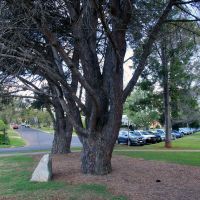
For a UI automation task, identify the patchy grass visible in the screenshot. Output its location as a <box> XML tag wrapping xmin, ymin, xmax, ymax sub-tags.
<box><xmin>115</xmin><ymin>151</ymin><xmax>200</xmax><ymax>167</ymax></box>
<box><xmin>0</xmin><ymin>155</ymin><xmax>127</xmax><ymax>200</ymax></box>
<box><xmin>0</xmin><ymin>129</ymin><xmax>26</xmax><ymax>148</ymax></box>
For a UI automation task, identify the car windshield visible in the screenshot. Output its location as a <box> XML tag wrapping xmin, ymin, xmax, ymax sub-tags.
<box><xmin>133</xmin><ymin>131</ymin><xmax>141</xmax><ymax>136</ymax></box>
<box><xmin>141</xmin><ymin>131</ymin><xmax>149</xmax><ymax>135</ymax></box>
<box><xmin>157</xmin><ymin>129</ymin><xmax>165</xmax><ymax>134</ymax></box>
<box><xmin>119</xmin><ymin>131</ymin><xmax>128</xmax><ymax>136</ymax></box>
<box><xmin>130</xmin><ymin>132</ymin><xmax>141</xmax><ymax>136</ymax></box>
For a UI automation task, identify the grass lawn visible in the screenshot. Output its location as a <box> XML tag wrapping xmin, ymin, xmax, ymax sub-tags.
<box><xmin>0</xmin><ymin>129</ymin><xmax>26</xmax><ymax>148</ymax></box>
<box><xmin>0</xmin><ymin>155</ymin><xmax>126</xmax><ymax>200</ymax></box>
<box><xmin>115</xmin><ymin>151</ymin><xmax>200</xmax><ymax>167</ymax></box>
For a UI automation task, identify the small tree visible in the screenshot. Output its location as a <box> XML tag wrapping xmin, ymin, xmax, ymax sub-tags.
<box><xmin>0</xmin><ymin>119</ymin><xmax>9</xmax><ymax>145</ymax></box>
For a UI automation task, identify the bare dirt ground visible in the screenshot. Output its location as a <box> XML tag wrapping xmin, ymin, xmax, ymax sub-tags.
<box><xmin>52</xmin><ymin>153</ymin><xmax>200</xmax><ymax>200</ymax></box>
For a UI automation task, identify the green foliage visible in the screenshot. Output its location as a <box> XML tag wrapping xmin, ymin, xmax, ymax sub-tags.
<box><xmin>0</xmin><ymin>98</ymin><xmax>53</xmax><ymax>128</ymax></box>
<box><xmin>0</xmin><ymin>129</ymin><xmax>25</xmax><ymax>148</ymax></box>
<box><xmin>0</xmin><ymin>120</ymin><xmax>7</xmax><ymax>130</ymax></box>
<box><xmin>0</xmin><ymin>133</ymin><xmax>10</xmax><ymax>145</ymax></box>
<box><xmin>124</xmin><ymin>89</ymin><xmax>160</xmax><ymax>129</ymax></box>
<box><xmin>131</xmin><ymin>23</ymin><xmax>200</xmax><ymax>128</ymax></box>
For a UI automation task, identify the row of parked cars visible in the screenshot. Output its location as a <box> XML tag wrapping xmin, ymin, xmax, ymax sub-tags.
<box><xmin>117</xmin><ymin>127</ymin><xmax>199</xmax><ymax>146</ymax></box>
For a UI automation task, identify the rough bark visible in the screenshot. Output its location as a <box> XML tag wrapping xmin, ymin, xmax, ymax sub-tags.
<box><xmin>51</xmin><ymin>101</ymin><xmax>72</xmax><ymax>154</ymax></box>
<box><xmin>80</xmin><ymin>114</ymin><xmax>122</xmax><ymax>175</ymax></box>
<box><xmin>161</xmin><ymin>40</ymin><xmax>172</xmax><ymax>148</ymax></box>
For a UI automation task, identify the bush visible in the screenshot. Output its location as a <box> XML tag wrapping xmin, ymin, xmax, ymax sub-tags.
<box><xmin>0</xmin><ymin>133</ymin><xmax>10</xmax><ymax>145</ymax></box>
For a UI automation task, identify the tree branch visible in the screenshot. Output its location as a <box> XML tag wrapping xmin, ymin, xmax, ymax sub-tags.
<box><xmin>41</xmin><ymin>25</ymin><xmax>100</xmax><ymax>107</ymax></box>
<box><xmin>123</xmin><ymin>0</ymin><xmax>175</xmax><ymax>102</ymax></box>
<box><xmin>174</xmin><ymin>0</ymin><xmax>200</xmax><ymax>5</ymax></box>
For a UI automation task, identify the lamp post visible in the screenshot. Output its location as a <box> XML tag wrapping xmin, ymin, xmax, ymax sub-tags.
<box><xmin>127</xmin><ymin>120</ymin><xmax>130</xmax><ymax>145</ymax></box>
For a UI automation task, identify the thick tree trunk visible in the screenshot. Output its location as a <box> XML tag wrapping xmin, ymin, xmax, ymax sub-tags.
<box><xmin>80</xmin><ymin>99</ymin><xmax>123</xmax><ymax>175</ymax></box>
<box><xmin>81</xmin><ymin>138</ymin><xmax>112</xmax><ymax>175</ymax></box>
<box><xmin>81</xmin><ymin>128</ymin><xmax>117</xmax><ymax>175</ymax></box>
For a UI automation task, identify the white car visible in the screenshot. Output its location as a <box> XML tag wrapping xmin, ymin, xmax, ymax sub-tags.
<box><xmin>135</xmin><ymin>130</ymin><xmax>157</xmax><ymax>144</ymax></box>
<box><xmin>25</xmin><ymin>124</ymin><xmax>30</xmax><ymax>128</ymax></box>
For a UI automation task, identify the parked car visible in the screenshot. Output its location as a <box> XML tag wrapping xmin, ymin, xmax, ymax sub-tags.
<box><xmin>25</xmin><ymin>124</ymin><xmax>30</xmax><ymax>128</ymax></box>
<box><xmin>172</xmin><ymin>130</ymin><xmax>183</xmax><ymax>138</ymax></box>
<box><xmin>148</xmin><ymin>131</ymin><xmax>162</xmax><ymax>143</ymax></box>
<box><xmin>128</xmin><ymin>131</ymin><xmax>144</xmax><ymax>146</ymax></box>
<box><xmin>135</xmin><ymin>130</ymin><xmax>157</xmax><ymax>144</ymax></box>
<box><xmin>117</xmin><ymin>130</ymin><xmax>128</xmax><ymax>144</ymax></box>
<box><xmin>156</xmin><ymin>129</ymin><xmax>176</xmax><ymax>140</ymax></box>
<box><xmin>179</xmin><ymin>127</ymin><xmax>192</xmax><ymax>135</ymax></box>
<box><xmin>12</xmin><ymin>124</ymin><xmax>19</xmax><ymax>129</ymax></box>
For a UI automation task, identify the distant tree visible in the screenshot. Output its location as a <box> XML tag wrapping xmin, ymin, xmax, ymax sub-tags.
<box><xmin>124</xmin><ymin>89</ymin><xmax>160</xmax><ymax>129</ymax></box>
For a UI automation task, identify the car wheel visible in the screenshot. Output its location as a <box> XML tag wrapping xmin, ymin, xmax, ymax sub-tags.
<box><xmin>117</xmin><ymin>140</ymin><xmax>120</xmax><ymax>144</ymax></box>
<box><xmin>128</xmin><ymin>140</ymin><xmax>131</xmax><ymax>146</ymax></box>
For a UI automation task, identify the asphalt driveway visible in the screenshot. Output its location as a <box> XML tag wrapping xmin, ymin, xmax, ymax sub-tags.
<box><xmin>0</xmin><ymin>126</ymin><xmax>82</xmax><ymax>153</ymax></box>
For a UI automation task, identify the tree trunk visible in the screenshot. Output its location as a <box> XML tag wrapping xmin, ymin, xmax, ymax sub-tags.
<box><xmin>51</xmin><ymin>122</ymin><xmax>72</xmax><ymax>154</ymax></box>
<box><xmin>80</xmin><ymin>127</ymin><xmax>118</xmax><ymax>175</ymax></box>
<box><xmin>51</xmin><ymin>101</ymin><xmax>73</xmax><ymax>154</ymax></box>
<box><xmin>161</xmin><ymin>40</ymin><xmax>172</xmax><ymax>148</ymax></box>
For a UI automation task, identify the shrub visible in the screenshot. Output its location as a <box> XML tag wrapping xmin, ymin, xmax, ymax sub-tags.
<box><xmin>0</xmin><ymin>120</ymin><xmax>10</xmax><ymax>145</ymax></box>
<box><xmin>0</xmin><ymin>133</ymin><xmax>10</xmax><ymax>145</ymax></box>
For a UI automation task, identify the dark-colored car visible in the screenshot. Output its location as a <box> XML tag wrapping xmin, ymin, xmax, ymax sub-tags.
<box><xmin>12</xmin><ymin>124</ymin><xmax>19</xmax><ymax>129</ymax></box>
<box><xmin>156</xmin><ymin>129</ymin><xmax>176</xmax><ymax>140</ymax></box>
<box><xmin>128</xmin><ymin>131</ymin><xmax>144</xmax><ymax>146</ymax></box>
<box><xmin>117</xmin><ymin>130</ymin><xmax>128</xmax><ymax>144</ymax></box>
<box><xmin>148</xmin><ymin>131</ymin><xmax>162</xmax><ymax>143</ymax></box>
<box><xmin>172</xmin><ymin>130</ymin><xmax>183</xmax><ymax>138</ymax></box>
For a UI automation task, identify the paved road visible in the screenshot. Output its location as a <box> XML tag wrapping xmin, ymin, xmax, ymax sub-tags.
<box><xmin>0</xmin><ymin>127</ymin><xmax>82</xmax><ymax>153</ymax></box>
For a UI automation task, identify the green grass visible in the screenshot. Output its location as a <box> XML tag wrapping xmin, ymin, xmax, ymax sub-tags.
<box><xmin>0</xmin><ymin>129</ymin><xmax>26</xmax><ymax>148</ymax></box>
<box><xmin>0</xmin><ymin>155</ymin><xmax>127</xmax><ymax>200</ymax></box>
<box><xmin>115</xmin><ymin>151</ymin><xmax>200</xmax><ymax>167</ymax></box>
